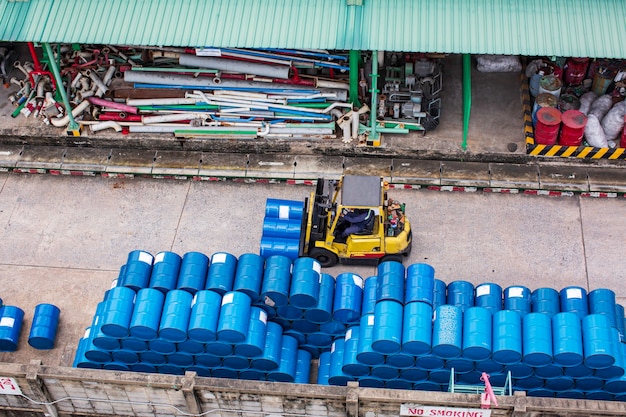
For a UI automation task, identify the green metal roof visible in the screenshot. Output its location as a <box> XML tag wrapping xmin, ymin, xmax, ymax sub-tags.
<box><xmin>1</xmin><ymin>0</ymin><xmax>626</xmax><ymax>59</ymax></box>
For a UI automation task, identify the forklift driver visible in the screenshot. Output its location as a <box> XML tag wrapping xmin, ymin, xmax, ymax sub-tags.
<box><xmin>335</xmin><ymin>208</ymin><xmax>374</xmax><ymax>240</ymax></box>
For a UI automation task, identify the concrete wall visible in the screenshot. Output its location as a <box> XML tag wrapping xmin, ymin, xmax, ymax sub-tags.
<box><xmin>1</xmin><ymin>361</ymin><xmax>626</xmax><ymax>417</ymax></box>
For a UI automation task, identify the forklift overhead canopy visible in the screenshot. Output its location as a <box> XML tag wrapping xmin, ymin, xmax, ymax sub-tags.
<box><xmin>341</xmin><ymin>175</ymin><xmax>382</xmax><ymax>207</ymax></box>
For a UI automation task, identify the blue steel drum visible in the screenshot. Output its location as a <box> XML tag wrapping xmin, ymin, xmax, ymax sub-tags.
<box><xmin>304</xmin><ymin>273</ymin><xmax>335</xmax><ymax>324</ymax></box>
<box><xmin>187</xmin><ymin>290</ymin><xmax>222</xmax><ymax>342</ymax></box>
<box><xmin>372</xmin><ymin>300</ymin><xmax>403</xmax><ymax>354</ymax></box>
<box><xmin>122</xmin><ymin>250</ymin><xmax>153</xmax><ymax>291</ymax></box>
<box><xmin>177</xmin><ymin>252</ymin><xmax>209</xmax><ymax>294</ymax></box>
<box><xmin>415</xmin><ymin>354</ymin><xmax>444</xmax><ymax>370</ymax></box>
<box><xmin>462</xmin><ymin>306</ymin><xmax>492</xmax><ymax>360</ymax></box>
<box><xmin>359</xmin><ymin>377</ymin><xmax>385</xmax><ymax>388</ymax></box>
<box><xmin>103</xmin><ymin>363</ymin><xmax>129</xmax><ymax>371</ymax></box>
<box><xmin>178</xmin><ymin>339</ymin><xmax>205</xmax><ymax>354</ymax></box>
<box><xmin>284</xmin><ymin>329</ymin><xmax>306</xmax><ymax>345</ymax></box>
<box><xmin>342</xmin><ymin>326</ymin><xmax>369</xmax><ymax>376</ymax></box>
<box><xmin>320</xmin><ymin>320</ymin><xmax>347</xmax><ymax>336</ymax></box>
<box><xmin>299</xmin><ymin>344</ymin><xmax>321</xmax><ymax>360</ymax></box>
<box><xmin>522</xmin><ymin>313</ymin><xmax>553</xmax><ymax>366</ymax></box>
<box><xmin>139</xmin><ymin>351</ymin><xmax>167</xmax><ymax>366</ymax></box>
<box><xmin>371</xmin><ymin>363</ymin><xmax>399</xmax><ymax>380</ymax></box>
<box><xmin>267</xmin><ymin>335</ymin><xmax>298</xmax><ymax>382</ymax></box>
<box><xmin>400</xmin><ymin>367</ymin><xmax>429</xmax><ymax>382</ymax></box>
<box><xmin>386</xmin><ymin>351</ymin><xmax>415</xmax><ymax>368</ymax></box>
<box><xmin>333</xmin><ymin>273</ymin><xmax>363</xmax><ymax>324</ymax></box>
<box><xmin>317</xmin><ymin>351</ymin><xmax>331</xmax><ymax>385</ymax></box>
<box><xmin>129</xmin><ymin>288</ymin><xmax>165</xmax><ymax>340</ymax></box>
<box><xmin>291</xmin><ymin>318</ymin><xmax>317</xmax><ymax>334</ymax></box>
<box><xmin>446</xmin><ymin>280</ymin><xmax>474</xmax><ymax>313</ymax></box>
<box><xmin>289</xmin><ymin>257</ymin><xmax>321</xmax><ymax>309</ymax></box>
<box><xmin>0</xmin><ymin>306</ymin><xmax>25</xmax><ymax>351</ymax></box>
<box><xmin>504</xmin><ymin>286</ymin><xmax>531</xmax><ymax>317</ymax></box>
<box><xmin>474</xmin><ymin>283</ymin><xmax>502</xmax><ymax>314</ymax></box>
<box><xmin>295</xmin><ymin>349</ymin><xmax>312</xmax><ymax>383</ymax></box>
<box><xmin>445</xmin><ymin>357</ymin><xmax>474</xmax><ymax>373</ymax></box>
<box><xmin>413</xmin><ymin>381</ymin><xmax>442</xmax><ymax>392</ymax></box>
<box><xmin>386</xmin><ymin>379</ymin><xmax>412</xmax><ymax>390</ymax></box>
<box><xmin>432</xmin><ymin>304</ymin><xmax>463</xmax><ymax>359</ymax></box>
<box><xmin>28</xmin><ymin>303</ymin><xmax>61</xmax><ymax>350</ymax></box>
<box><xmin>73</xmin><ymin>337</ymin><xmax>102</xmax><ymax>369</ymax></box>
<box><xmin>276</xmin><ymin>304</ymin><xmax>303</xmax><ymax>320</ymax></box>
<box><xmin>81</xmin><ymin>327</ymin><xmax>112</xmax><ymax>363</ymax></box>
<box><xmin>260</xmin><ymin>255</ymin><xmax>292</xmax><ymax>308</ymax></box>
<box><xmin>120</xmin><ymin>337</ymin><xmax>147</xmax><ymax>352</ymax></box>
<box><xmin>195</xmin><ymin>353</ymin><xmax>222</xmax><ymax>367</ymax></box>
<box><xmin>526</xmin><ymin>388</ymin><xmax>555</xmax><ymax>398</ymax></box>
<box><xmin>545</xmin><ymin>376</ymin><xmax>574</xmax><ymax>392</ymax></box>
<box><xmin>148</xmin><ymin>338</ymin><xmax>177</xmax><ymax>355</ymax></box>
<box><xmin>402</xmin><ymin>301</ymin><xmax>433</xmax><ymax>355</ymax></box>
<box><xmin>376</xmin><ymin>261</ymin><xmax>405</xmax><ymax>303</ymax></box>
<box><xmin>457</xmin><ymin>371</ymin><xmax>483</xmax><ymax>385</ymax></box>
<box><xmin>563</xmin><ymin>363</ymin><xmax>593</xmax><ymax>378</ymax></box>
<box><xmin>585</xmin><ymin>390</ymin><xmax>613</xmax><ymax>401</ymax></box>
<box><xmin>474</xmin><ymin>358</ymin><xmax>503</xmax><ymax>374</ymax></box>
<box><xmin>92</xmin><ymin>317</ymin><xmax>120</xmax><ymax>350</ymax></box>
<box><xmin>588</xmin><ymin>288</ymin><xmax>617</xmax><ymax>328</ymax></box>
<box><xmin>262</xmin><ymin>217</ymin><xmax>302</xmax><ymax>239</ymax></box>
<box><xmin>575</xmin><ymin>376</ymin><xmax>604</xmax><ymax>391</ymax></box>
<box><xmin>112</xmin><ymin>349</ymin><xmax>139</xmax><ymax>364</ymax></box>
<box><xmin>507</xmin><ymin>362</ymin><xmax>533</xmax><ymax>379</ymax></box>
<box><xmin>222</xmin><ymin>355</ymin><xmax>250</xmax><ymax>370</ymax></box>
<box><xmin>559</xmin><ymin>286</ymin><xmax>588</xmax><ymax>320</ymax></box>
<box><xmin>552</xmin><ymin>312</ymin><xmax>583</xmax><ymax>366</ymax></box>
<box><xmin>159</xmin><ymin>365</ymin><xmax>186</xmax><ymax>376</ymax></box>
<box><xmin>159</xmin><ymin>289</ymin><xmax>193</xmax><ymax>342</ymax></box>
<box><xmin>265</xmin><ymin>198</ymin><xmax>304</xmax><ymax>220</ymax></box>
<box><xmin>594</xmin><ymin>328</ymin><xmax>625</xmax><ymax>379</ymax></box>
<box><xmin>234</xmin><ymin>307</ymin><xmax>267</xmax><ymax>358</ymax></box>
<box><xmin>582</xmin><ymin>313</ymin><xmax>615</xmax><ymax>368</ymax></box>
<box><xmin>206</xmin><ymin>252</ymin><xmax>238</xmax><ymax>295</ymax></box>
<box><xmin>100</xmin><ymin>286</ymin><xmax>136</xmax><ymax>338</ymax></box>
<box><xmin>307</xmin><ymin>332</ymin><xmax>332</xmax><ymax>348</ymax></box>
<box><xmin>533</xmin><ymin>363</ymin><xmax>562</xmax><ymax>378</ymax></box>
<box><xmin>361</xmin><ymin>276</ymin><xmax>378</xmax><ymax>315</ymax></box>
<box><xmin>492</xmin><ymin>310</ymin><xmax>522</xmax><ymax>364</ymax></box>
<box><xmin>514</xmin><ymin>375</ymin><xmax>544</xmax><ymax>390</ymax></box>
<box><xmin>233</xmin><ymin>253</ymin><xmax>265</xmax><ymax>302</ymax></box>
<box><xmin>405</xmin><ymin>263</ymin><xmax>435</xmax><ymax>305</ymax></box>
<box><xmin>557</xmin><ymin>390</ymin><xmax>585</xmax><ymax>400</ymax></box>
<box><xmin>149</xmin><ymin>251</ymin><xmax>182</xmax><ymax>293</ymax></box>
<box><xmin>615</xmin><ymin>304</ymin><xmax>625</xmax><ymax>335</ymax></box>
<box><xmin>428</xmin><ymin>368</ymin><xmax>453</xmax><ymax>383</ymax></box>
<box><xmin>531</xmin><ymin>287</ymin><xmax>560</xmax><ymax>317</ymax></box>
<box><xmin>239</xmin><ymin>369</ymin><xmax>265</xmax><ymax>381</ymax></box>
<box><xmin>130</xmin><ymin>363</ymin><xmax>157</xmax><ymax>373</ymax></box>
<box><xmin>250</xmin><ymin>321</ymin><xmax>282</xmax><ymax>371</ymax></box>
<box><xmin>356</xmin><ymin>314</ymin><xmax>385</xmax><ymax>365</ymax></box>
<box><xmin>259</xmin><ymin>237</ymin><xmax>300</xmax><ymax>260</ymax></box>
<box><xmin>217</xmin><ymin>291</ymin><xmax>252</xmax><ymax>343</ymax></box>
<box><xmin>433</xmin><ymin>279</ymin><xmax>447</xmax><ymax>310</ymax></box>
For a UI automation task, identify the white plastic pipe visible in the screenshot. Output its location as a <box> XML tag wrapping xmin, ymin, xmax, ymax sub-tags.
<box><xmin>337</xmin><ymin>113</ymin><xmax>352</xmax><ymax>142</ymax></box>
<box><xmin>86</xmin><ymin>70</ymin><xmax>108</xmax><ymax>96</ymax></box>
<box><xmin>126</xmin><ymin>97</ymin><xmax>199</xmax><ymax>106</ymax></box>
<box><xmin>142</xmin><ymin>113</ymin><xmax>208</xmax><ymax>124</ymax></box>
<box><xmin>179</xmin><ymin>54</ymin><xmax>290</xmax><ymax>79</ymax></box>
<box><xmin>51</xmin><ymin>100</ymin><xmax>90</xmax><ymax>127</ymax></box>
<box><xmin>98</xmin><ymin>65</ymin><xmax>116</xmax><ymax>96</ymax></box>
<box><xmin>90</xmin><ymin>121</ymin><xmax>122</xmax><ymax>132</ymax></box>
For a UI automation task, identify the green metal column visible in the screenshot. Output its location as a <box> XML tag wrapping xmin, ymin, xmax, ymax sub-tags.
<box><xmin>462</xmin><ymin>54</ymin><xmax>472</xmax><ymax>151</ymax></box>
<box><xmin>349</xmin><ymin>50</ymin><xmax>361</xmax><ymax>107</ymax></box>
<box><xmin>42</xmin><ymin>43</ymin><xmax>80</xmax><ymax>136</ymax></box>
<box><xmin>369</xmin><ymin>51</ymin><xmax>379</xmax><ymax>141</ymax></box>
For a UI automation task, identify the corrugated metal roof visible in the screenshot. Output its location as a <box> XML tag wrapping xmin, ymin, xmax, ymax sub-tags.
<box><xmin>1</xmin><ymin>0</ymin><xmax>626</xmax><ymax>59</ymax></box>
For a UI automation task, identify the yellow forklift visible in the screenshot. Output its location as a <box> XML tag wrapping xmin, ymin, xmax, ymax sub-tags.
<box><xmin>299</xmin><ymin>175</ymin><xmax>412</xmax><ymax>267</ymax></box>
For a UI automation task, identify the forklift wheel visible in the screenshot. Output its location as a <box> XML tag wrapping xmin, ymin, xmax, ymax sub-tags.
<box><xmin>378</xmin><ymin>254</ymin><xmax>404</xmax><ymax>265</ymax></box>
<box><xmin>309</xmin><ymin>248</ymin><xmax>339</xmax><ymax>268</ymax></box>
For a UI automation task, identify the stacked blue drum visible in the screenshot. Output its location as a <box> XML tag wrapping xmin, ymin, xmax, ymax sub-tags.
<box><xmin>259</xmin><ymin>199</ymin><xmax>304</xmax><ymax>260</ymax></box>
<box><xmin>74</xmin><ymin>250</ymin><xmax>626</xmax><ymax>401</ymax></box>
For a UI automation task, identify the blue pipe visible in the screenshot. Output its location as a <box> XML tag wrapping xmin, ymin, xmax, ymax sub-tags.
<box><xmin>133</xmin><ymin>83</ymin><xmax>319</xmax><ymax>95</ymax></box>
<box><xmin>217</xmin><ymin>48</ymin><xmax>350</xmax><ymax>71</ymax></box>
<box><xmin>262</xmin><ymin>49</ymin><xmax>348</xmax><ymax>61</ymax></box>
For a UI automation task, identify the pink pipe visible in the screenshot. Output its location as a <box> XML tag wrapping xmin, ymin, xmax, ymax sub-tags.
<box><xmin>87</xmin><ymin>97</ymin><xmax>138</xmax><ymax>114</ymax></box>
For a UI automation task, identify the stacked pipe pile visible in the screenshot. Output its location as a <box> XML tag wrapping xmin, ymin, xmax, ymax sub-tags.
<box><xmin>74</xmin><ymin>250</ymin><xmax>626</xmax><ymax>401</ymax></box>
<box><xmin>6</xmin><ymin>44</ymin><xmax>360</xmax><ymax>139</ymax></box>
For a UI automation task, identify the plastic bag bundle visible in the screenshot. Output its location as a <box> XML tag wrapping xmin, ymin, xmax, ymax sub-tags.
<box><xmin>584</xmin><ymin>114</ymin><xmax>607</xmax><ymax>148</ymax></box>
<box><xmin>476</xmin><ymin>55</ymin><xmax>522</xmax><ymax>73</ymax></box>
<box><xmin>601</xmin><ymin>101</ymin><xmax>626</xmax><ymax>140</ymax></box>
<box><xmin>588</xmin><ymin>94</ymin><xmax>613</xmax><ymax>120</ymax></box>
<box><xmin>578</xmin><ymin>91</ymin><xmax>598</xmax><ymax>115</ymax></box>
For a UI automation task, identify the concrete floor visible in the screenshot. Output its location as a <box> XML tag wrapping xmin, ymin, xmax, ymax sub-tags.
<box><xmin>0</xmin><ymin>173</ymin><xmax>624</xmax><ymax>368</ymax></box>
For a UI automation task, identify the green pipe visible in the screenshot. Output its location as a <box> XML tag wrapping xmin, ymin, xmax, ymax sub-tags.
<box><xmin>369</xmin><ymin>51</ymin><xmax>380</xmax><ymax>141</ymax></box>
<box><xmin>43</xmin><ymin>43</ymin><xmax>80</xmax><ymax>135</ymax></box>
<box><xmin>349</xmin><ymin>50</ymin><xmax>361</xmax><ymax>107</ymax></box>
<box><xmin>462</xmin><ymin>54</ymin><xmax>472</xmax><ymax>151</ymax></box>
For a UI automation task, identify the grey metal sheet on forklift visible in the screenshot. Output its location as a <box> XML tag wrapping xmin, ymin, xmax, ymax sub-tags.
<box><xmin>341</xmin><ymin>175</ymin><xmax>383</xmax><ymax>207</ymax></box>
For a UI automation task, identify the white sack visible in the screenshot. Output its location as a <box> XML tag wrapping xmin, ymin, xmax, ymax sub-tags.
<box><xmin>584</xmin><ymin>114</ymin><xmax>607</xmax><ymax>148</ymax></box>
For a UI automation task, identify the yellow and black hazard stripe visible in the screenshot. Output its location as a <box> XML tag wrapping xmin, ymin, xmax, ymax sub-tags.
<box><xmin>521</xmin><ymin>67</ymin><xmax>626</xmax><ymax>159</ymax></box>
